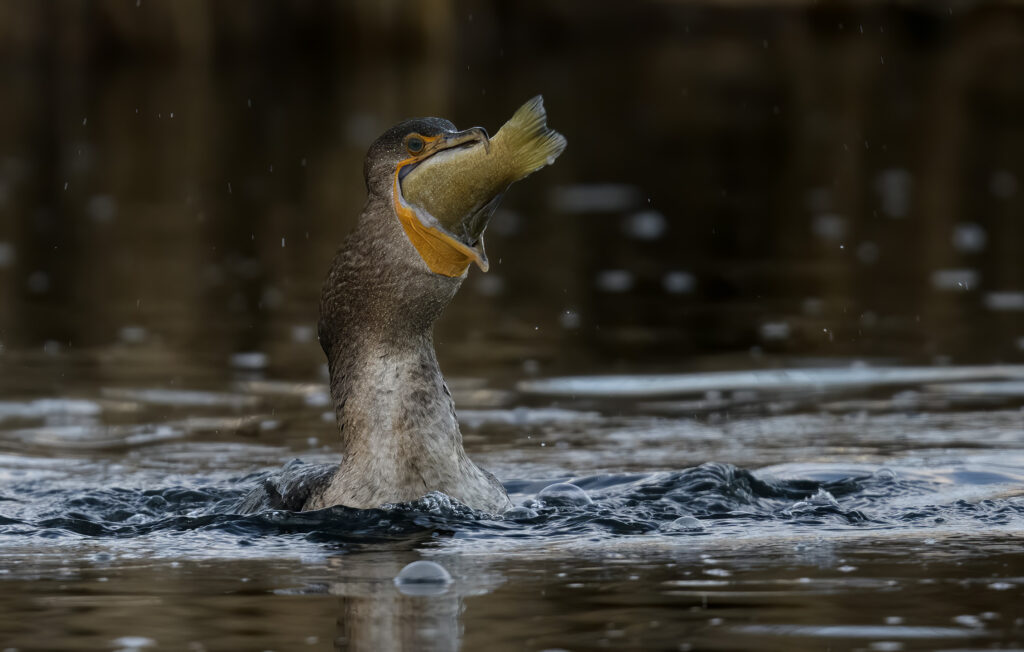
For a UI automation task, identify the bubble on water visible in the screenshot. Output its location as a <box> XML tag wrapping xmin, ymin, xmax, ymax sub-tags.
<box><xmin>837</xmin><ymin>565</ymin><xmax>858</xmax><ymax>573</ymax></box>
<box><xmin>987</xmin><ymin>581</ymin><xmax>1014</xmax><ymax>591</ymax></box>
<box><xmin>984</xmin><ymin>291</ymin><xmax>1024</xmax><ymax>312</ymax></box>
<box><xmin>662</xmin><ymin>270</ymin><xmax>695</xmax><ymax>295</ymax></box>
<box><xmin>990</xmin><ymin>170</ymin><xmax>1018</xmax><ymax>198</ymax></box>
<box><xmin>666</xmin><ymin>515</ymin><xmax>705</xmax><ymax>531</ymax></box>
<box><xmin>538</xmin><ymin>482</ymin><xmax>592</xmax><ymax>507</ymax></box>
<box><xmin>884</xmin><ymin>616</ymin><xmax>904</xmax><ymax>625</ymax></box>
<box><xmin>503</xmin><ymin>506</ymin><xmax>539</xmax><ymax>520</ymax></box>
<box><xmin>622</xmin><ymin>210</ymin><xmax>667</xmax><ymax>240</ymax></box>
<box><xmin>596</xmin><ymin>270</ymin><xmax>633</xmax><ymax>293</ymax></box>
<box><xmin>952</xmin><ymin>222</ymin><xmax>987</xmax><ymax>253</ymax></box>
<box><xmin>874</xmin><ymin>468</ymin><xmax>898</xmax><ymax>481</ymax></box>
<box><xmin>394</xmin><ymin>560</ymin><xmax>453</xmax><ymax>596</ymax></box>
<box><xmin>930</xmin><ymin>269</ymin><xmax>978</xmax><ymax>292</ymax></box>
<box><xmin>760</xmin><ymin>321</ymin><xmax>790</xmax><ymax>341</ymax></box>
<box><xmin>875</xmin><ymin>168</ymin><xmax>912</xmax><ymax>218</ymax></box>
<box><xmin>812</xmin><ymin>213</ymin><xmax>846</xmax><ymax>241</ymax></box>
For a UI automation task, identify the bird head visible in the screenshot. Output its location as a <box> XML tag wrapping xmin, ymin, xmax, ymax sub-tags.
<box><xmin>362</xmin><ymin>118</ymin><xmax>492</xmax><ymax>278</ymax></box>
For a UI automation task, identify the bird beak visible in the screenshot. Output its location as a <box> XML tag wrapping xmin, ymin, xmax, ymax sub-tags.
<box><xmin>394</xmin><ymin>127</ymin><xmax>498</xmax><ymax>277</ymax></box>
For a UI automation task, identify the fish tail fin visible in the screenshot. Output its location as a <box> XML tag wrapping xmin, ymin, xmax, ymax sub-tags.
<box><xmin>498</xmin><ymin>95</ymin><xmax>567</xmax><ymax>180</ymax></box>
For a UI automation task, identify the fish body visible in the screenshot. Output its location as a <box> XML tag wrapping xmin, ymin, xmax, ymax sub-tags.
<box><xmin>401</xmin><ymin>96</ymin><xmax>567</xmax><ymax>242</ymax></box>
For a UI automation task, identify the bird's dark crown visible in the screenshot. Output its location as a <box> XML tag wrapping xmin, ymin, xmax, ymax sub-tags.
<box><xmin>363</xmin><ymin>117</ymin><xmax>457</xmax><ymax>196</ymax></box>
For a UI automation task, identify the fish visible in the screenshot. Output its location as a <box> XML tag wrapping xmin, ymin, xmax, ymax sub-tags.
<box><xmin>400</xmin><ymin>95</ymin><xmax>567</xmax><ymax>244</ymax></box>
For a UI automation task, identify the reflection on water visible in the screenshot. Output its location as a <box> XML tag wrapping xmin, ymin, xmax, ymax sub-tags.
<box><xmin>1</xmin><ymin>2</ymin><xmax>1023</xmax><ymax>375</ymax></box>
<box><xmin>1</xmin><ymin>2</ymin><xmax>1024</xmax><ymax>651</ymax></box>
<box><xmin>1</xmin><ymin>366</ymin><xmax>1022</xmax><ymax>649</ymax></box>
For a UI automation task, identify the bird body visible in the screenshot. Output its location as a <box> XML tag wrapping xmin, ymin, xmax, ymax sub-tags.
<box><xmin>237</xmin><ymin>99</ymin><xmax>565</xmax><ymax>515</ymax></box>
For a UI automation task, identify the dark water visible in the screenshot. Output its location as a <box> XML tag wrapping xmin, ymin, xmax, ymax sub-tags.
<box><xmin>1</xmin><ymin>366</ymin><xmax>1022</xmax><ymax>650</ymax></box>
<box><xmin>2</xmin><ymin>2</ymin><xmax>1024</xmax><ymax>651</ymax></box>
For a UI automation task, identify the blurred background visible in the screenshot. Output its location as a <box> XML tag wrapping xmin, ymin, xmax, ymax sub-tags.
<box><xmin>1</xmin><ymin>0</ymin><xmax>1023</xmax><ymax>391</ymax></box>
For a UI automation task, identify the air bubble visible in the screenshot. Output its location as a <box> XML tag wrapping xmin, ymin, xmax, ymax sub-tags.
<box><xmin>394</xmin><ymin>560</ymin><xmax>453</xmax><ymax>596</ymax></box>
<box><xmin>538</xmin><ymin>482</ymin><xmax>592</xmax><ymax>507</ymax></box>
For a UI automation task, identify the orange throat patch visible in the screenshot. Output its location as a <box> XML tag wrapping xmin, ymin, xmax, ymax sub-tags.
<box><xmin>392</xmin><ymin>167</ymin><xmax>488</xmax><ymax>278</ymax></box>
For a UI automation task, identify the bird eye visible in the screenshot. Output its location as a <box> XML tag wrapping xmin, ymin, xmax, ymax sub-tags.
<box><xmin>406</xmin><ymin>136</ymin><xmax>425</xmax><ymax>154</ymax></box>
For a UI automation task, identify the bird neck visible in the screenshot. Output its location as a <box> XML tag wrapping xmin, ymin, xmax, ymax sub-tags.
<box><xmin>318</xmin><ymin>197</ymin><xmax>468</xmax><ymax>471</ymax></box>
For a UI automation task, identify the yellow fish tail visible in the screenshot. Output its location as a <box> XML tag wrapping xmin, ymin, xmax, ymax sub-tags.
<box><xmin>497</xmin><ymin>95</ymin><xmax>568</xmax><ymax>181</ymax></box>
